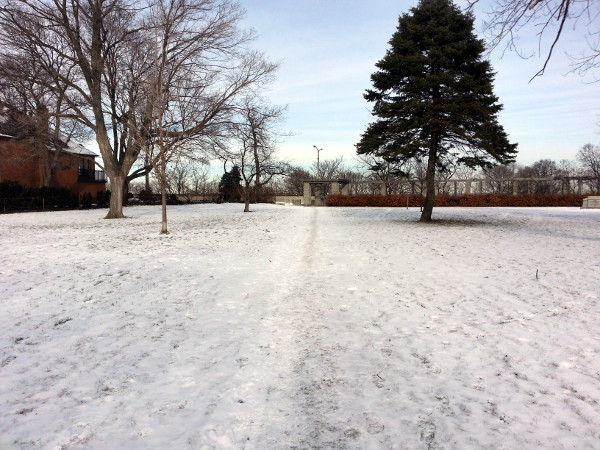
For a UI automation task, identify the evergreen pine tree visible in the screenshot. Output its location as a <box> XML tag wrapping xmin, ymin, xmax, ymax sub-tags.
<box><xmin>356</xmin><ymin>0</ymin><xmax>517</xmax><ymax>221</ymax></box>
<box><xmin>219</xmin><ymin>166</ymin><xmax>242</xmax><ymax>202</ymax></box>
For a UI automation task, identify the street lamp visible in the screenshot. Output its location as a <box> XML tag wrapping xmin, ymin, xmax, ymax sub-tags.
<box><xmin>313</xmin><ymin>145</ymin><xmax>323</xmax><ymax>178</ymax></box>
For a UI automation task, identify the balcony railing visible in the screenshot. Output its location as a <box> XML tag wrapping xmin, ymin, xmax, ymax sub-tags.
<box><xmin>78</xmin><ymin>169</ymin><xmax>107</xmax><ymax>183</ymax></box>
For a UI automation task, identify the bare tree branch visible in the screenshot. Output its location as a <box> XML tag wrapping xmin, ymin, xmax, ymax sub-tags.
<box><xmin>1</xmin><ymin>0</ymin><xmax>278</xmax><ymax>221</ymax></box>
<box><xmin>468</xmin><ymin>0</ymin><xmax>599</xmax><ymax>80</ymax></box>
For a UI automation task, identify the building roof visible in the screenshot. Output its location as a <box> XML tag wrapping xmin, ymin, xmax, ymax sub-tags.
<box><xmin>0</xmin><ymin>132</ymin><xmax>98</xmax><ymax>157</ymax></box>
<box><xmin>64</xmin><ymin>141</ymin><xmax>98</xmax><ymax>157</ymax></box>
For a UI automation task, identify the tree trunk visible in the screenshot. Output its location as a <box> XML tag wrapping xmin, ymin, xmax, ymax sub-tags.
<box><xmin>160</xmin><ymin>187</ymin><xmax>168</xmax><ymax>234</ymax></box>
<box><xmin>97</xmin><ymin>127</ymin><xmax>138</xmax><ymax>219</ymax></box>
<box><xmin>420</xmin><ymin>134</ymin><xmax>438</xmax><ymax>222</ymax></box>
<box><xmin>158</xmin><ymin>144</ymin><xmax>169</xmax><ymax>234</ymax></box>
<box><xmin>145</xmin><ymin>154</ymin><xmax>151</xmax><ymax>191</ymax></box>
<box><xmin>105</xmin><ymin>174</ymin><xmax>126</xmax><ymax>219</ymax></box>
<box><xmin>122</xmin><ymin>179</ymin><xmax>130</xmax><ymax>206</ymax></box>
<box><xmin>253</xmin><ymin>139</ymin><xmax>262</xmax><ymax>203</ymax></box>
<box><xmin>41</xmin><ymin>163</ymin><xmax>57</xmax><ymax>188</ymax></box>
<box><xmin>41</xmin><ymin>146</ymin><xmax>60</xmax><ymax>188</ymax></box>
<box><xmin>253</xmin><ymin>183</ymin><xmax>262</xmax><ymax>203</ymax></box>
<box><xmin>244</xmin><ymin>181</ymin><xmax>251</xmax><ymax>212</ymax></box>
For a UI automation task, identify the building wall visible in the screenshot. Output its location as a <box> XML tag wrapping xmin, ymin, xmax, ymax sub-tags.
<box><xmin>0</xmin><ymin>137</ymin><xmax>106</xmax><ymax>197</ymax></box>
<box><xmin>0</xmin><ymin>138</ymin><xmax>42</xmax><ymax>187</ymax></box>
<box><xmin>51</xmin><ymin>151</ymin><xmax>78</xmax><ymax>190</ymax></box>
<box><xmin>76</xmin><ymin>180</ymin><xmax>107</xmax><ymax>197</ymax></box>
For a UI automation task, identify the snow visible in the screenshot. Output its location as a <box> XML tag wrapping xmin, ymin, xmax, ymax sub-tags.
<box><xmin>1</xmin><ymin>204</ymin><xmax>599</xmax><ymax>449</ymax></box>
<box><xmin>64</xmin><ymin>142</ymin><xmax>98</xmax><ymax>157</ymax></box>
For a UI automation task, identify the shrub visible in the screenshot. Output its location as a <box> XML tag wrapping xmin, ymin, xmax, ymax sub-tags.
<box><xmin>0</xmin><ymin>181</ymin><xmax>80</xmax><ymax>211</ymax></box>
<box><xmin>167</xmin><ymin>194</ymin><xmax>181</xmax><ymax>205</ymax></box>
<box><xmin>0</xmin><ymin>181</ymin><xmax>24</xmax><ymax>198</ymax></box>
<box><xmin>138</xmin><ymin>189</ymin><xmax>155</xmax><ymax>203</ymax></box>
<box><xmin>80</xmin><ymin>192</ymin><xmax>93</xmax><ymax>208</ymax></box>
<box><xmin>37</xmin><ymin>186</ymin><xmax>78</xmax><ymax>208</ymax></box>
<box><xmin>96</xmin><ymin>190</ymin><xmax>110</xmax><ymax>207</ymax></box>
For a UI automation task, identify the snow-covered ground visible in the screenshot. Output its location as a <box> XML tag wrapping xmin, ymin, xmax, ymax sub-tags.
<box><xmin>1</xmin><ymin>204</ymin><xmax>599</xmax><ymax>449</ymax></box>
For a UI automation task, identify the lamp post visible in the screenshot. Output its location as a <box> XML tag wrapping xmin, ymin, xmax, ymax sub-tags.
<box><xmin>313</xmin><ymin>145</ymin><xmax>323</xmax><ymax>178</ymax></box>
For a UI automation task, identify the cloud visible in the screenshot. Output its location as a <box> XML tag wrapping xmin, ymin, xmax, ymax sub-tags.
<box><xmin>241</xmin><ymin>0</ymin><xmax>600</xmax><ymax>168</ymax></box>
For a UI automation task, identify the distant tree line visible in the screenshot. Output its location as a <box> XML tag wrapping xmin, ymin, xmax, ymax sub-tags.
<box><xmin>131</xmin><ymin>142</ymin><xmax>599</xmax><ymax>200</ymax></box>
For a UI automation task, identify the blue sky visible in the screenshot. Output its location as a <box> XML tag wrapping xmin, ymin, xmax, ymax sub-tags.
<box><xmin>237</xmin><ymin>0</ymin><xmax>600</xmax><ymax>170</ymax></box>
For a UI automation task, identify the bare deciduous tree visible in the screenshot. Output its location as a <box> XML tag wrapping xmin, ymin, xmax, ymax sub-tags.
<box><xmin>557</xmin><ymin>158</ymin><xmax>581</xmax><ymax>177</ymax></box>
<box><xmin>188</xmin><ymin>164</ymin><xmax>215</xmax><ymax>197</ymax></box>
<box><xmin>139</xmin><ymin>0</ymin><xmax>277</xmax><ymax>231</ymax></box>
<box><xmin>468</xmin><ymin>0</ymin><xmax>599</xmax><ymax>79</ymax></box>
<box><xmin>517</xmin><ymin>158</ymin><xmax>562</xmax><ymax>193</ymax></box>
<box><xmin>224</xmin><ymin>96</ymin><xmax>290</xmax><ymax>212</ymax></box>
<box><xmin>282</xmin><ymin>167</ymin><xmax>312</xmax><ymax>195</ymax></box>
<box><xmin>169</xmin><ymin>165</ymin><xmax>189</xmax><ymax>196</ymax></box>
<box><xmin>0</xmin><ymin>0</ymin><xmax>147</xmax><ymax>217</ymax></box>
<box><xmin>356</xmin><ymin>153</ymin><xmax>411</xmax><ymax>181</ymax></box>
<box><xmin>0</xmin><ymin>54</ymin><xmax>91</xmax><ymax>187</ymax></box>
<box><xmin>0</xmin><ymin>0</ymin><xmax>276</xmax><ymax>222</ymax></box>
<box><xmin>577</xmin><ymin>143</ymin><xmax>600</xmax><ymax>191</ymax></box>
<box><xmin>481</xmin><ymin>163</ymin><xmax>519</xmax><ymax>193</ymax></box>
<box><xmin>311</xmin><ymin>156</ymin><xmax>346</xmax><ymax>180</ymax></box>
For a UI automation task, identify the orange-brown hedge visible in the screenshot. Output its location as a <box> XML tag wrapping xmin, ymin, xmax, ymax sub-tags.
<box><xmin>325</xmin><ymin>193</ymin><xmax>588</xmax><ymax>207</ymax></box>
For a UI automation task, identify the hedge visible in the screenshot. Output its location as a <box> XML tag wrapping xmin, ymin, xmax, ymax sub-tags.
<box><xmin>0</xmin><ymin>181</ymin><xmax>110</xmax><ymax>212</ymax></box>
<box><xmin>325</xmin><ymin>193</ymin><xmax>590</xmax><ymax>208</ymax></box>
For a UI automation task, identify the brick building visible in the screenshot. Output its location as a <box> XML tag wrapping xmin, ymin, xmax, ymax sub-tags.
<box><xmin>0</xmin><ymin>133</ymin><xmax>106</xmax><ymax>198</ymax></box>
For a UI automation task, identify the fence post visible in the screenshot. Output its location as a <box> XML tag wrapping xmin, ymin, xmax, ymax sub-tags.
<box><xmin>302</xmin><ymin>182</ymin><xmax>311</xmax><ymax>206</ymax></box>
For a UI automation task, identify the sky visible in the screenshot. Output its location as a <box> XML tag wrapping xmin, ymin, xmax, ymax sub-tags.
<box><xmin>235</xmin><ymin>0</ymin><xmax>600</xmax><ymax>170</ymax></box>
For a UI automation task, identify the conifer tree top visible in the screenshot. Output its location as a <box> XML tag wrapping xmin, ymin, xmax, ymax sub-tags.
<box><xmin>357</xmin><ymin>0</ymin><xmax>517</xmax><ymax>170</ymax></box>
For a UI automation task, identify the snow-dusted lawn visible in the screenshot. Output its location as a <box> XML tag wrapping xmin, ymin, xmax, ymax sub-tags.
<box><xmin>1</xmin><ymin>204</ymin><xmax>599</xmax><ymax>449</ymax></box>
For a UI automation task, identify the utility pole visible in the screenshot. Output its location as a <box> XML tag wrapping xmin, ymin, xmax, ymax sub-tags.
<box><xmin>313</xmin><ymin>145</ymin><xmax>323</xmax><ymax>178</ymax></box>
